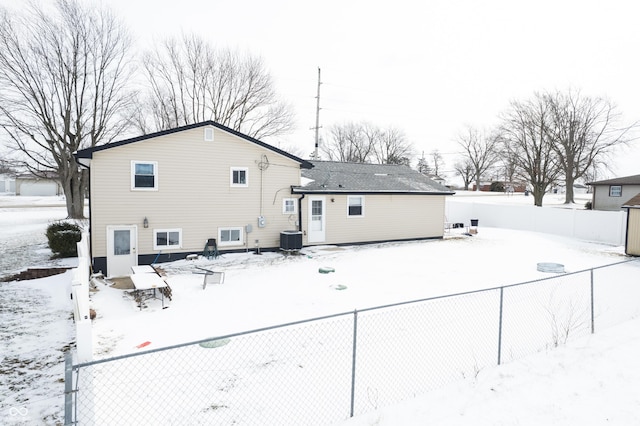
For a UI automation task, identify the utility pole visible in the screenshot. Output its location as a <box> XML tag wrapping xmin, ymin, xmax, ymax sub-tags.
<box><xmin>311</xmin><ymin>67</ymin><xmax>322</xmax><ymax>159</ymax></box>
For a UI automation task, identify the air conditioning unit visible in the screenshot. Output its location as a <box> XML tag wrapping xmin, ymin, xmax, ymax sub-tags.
<box><xmin>280</xmin><ymin>230</ymin><xmax>303</xmax><ymax>251</ymax></box>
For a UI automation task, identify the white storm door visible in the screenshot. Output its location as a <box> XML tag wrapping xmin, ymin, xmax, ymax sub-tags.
<box><xmin>106</xmin><ymin>225</ymin><xmax>138</xmax><ymax>277</ymax></box>
<box><xmin>308</xmin><ymin>197</ymin><xmax>326</xmax><ymax>243</ymax></box>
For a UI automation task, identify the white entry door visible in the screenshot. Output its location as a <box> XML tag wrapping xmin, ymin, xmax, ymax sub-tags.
<box><xmin>308</xmin><ymin>197</ymin><xmax>326</xmax><ymax>243</ymax></box>
<box><xmin>106</xmin><ymin>225</ymin><xmax>138</xmax><ymax>277</ymax></box>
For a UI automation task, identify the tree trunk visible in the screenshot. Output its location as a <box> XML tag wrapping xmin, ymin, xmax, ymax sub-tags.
<box><xmin>533</xmin><ymin>184</ymin><xmax>545</xmax><ymax>207</ymax></box>
<box><xmin>62</xmin><ymin>167</ymin><xmax>86</xmax><ymax>219</ymax></box>
<box><xmin>564</xmin><ymin>174</ymin><xmax>575</xmax><ymax>204</ymax></box>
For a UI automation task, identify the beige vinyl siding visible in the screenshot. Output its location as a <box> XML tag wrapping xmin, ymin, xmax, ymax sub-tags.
<box><xmin>90</xmin><ymin>126</ymin><xmax>301</xmax><ymax>257</ymax></box>
<box><xmin>302</xmin><ymin>193</ymin><xmax>445</xmax><ymax>246</ymax></box>
<box><xmin>626</xmin><ymin>209</ymin><xmax>640</xmax><ymax>256</ymax></box>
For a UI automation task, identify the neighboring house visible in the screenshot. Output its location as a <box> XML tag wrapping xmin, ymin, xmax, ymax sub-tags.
<box><xmin>74</xmin><ymin>121</ymin><xmax>453</xmax><ymax>277</ymax></box>
<box><xmin>587</xmin><ymin>174</ymin><xmax>640</xmax><ymax>211</ymax></box>
<box><xmin>15</xmin><ymin>172</ymin><xmax>62</xmax><ymax>196</ymax></box>
<box><xmin>622</xmin><ymin>193</ymin><xmax>640</xmax><ymax>256</ymax></box>
<box><xmin>0</xmin><ymin>173</ymin><xmax>16</xmax><ymax>193</ymax></box>
<box><xmin>293</xmin><ymin>161</ymin><xmax>454</xmax><ymax>247</ymax></box>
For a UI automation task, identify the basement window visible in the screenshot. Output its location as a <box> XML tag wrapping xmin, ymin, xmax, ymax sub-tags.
<box><xmin>154</xmin><ymin>229</ymin><xmax>182</xmax><ymax>250</ymax></box>
<box><xmin>219</xmin><ymin>227</ymin><xmax>243</xmax><ymax>246</ymax></box>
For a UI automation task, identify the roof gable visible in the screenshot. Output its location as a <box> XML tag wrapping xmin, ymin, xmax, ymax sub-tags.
<box><xmin>74</xmin><ymin>121</ymin><xmax>312</xmax><ymax>169</ymax></box>
<box><xmin>294</xmin><ymin>161</ymin><xmax>454</xmax><ymax>194</ymax></box>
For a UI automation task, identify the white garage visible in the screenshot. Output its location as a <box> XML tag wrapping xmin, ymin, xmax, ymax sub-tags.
<box><xmin>16</xmin><ymin>175</ymin><xmax>62</xmax><ymax>196</ymax></box>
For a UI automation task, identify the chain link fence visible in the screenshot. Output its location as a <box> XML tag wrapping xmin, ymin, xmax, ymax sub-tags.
<box><xmin>66</xmin><ymin>258</ymin><xmax>640</xmax><ymax>425</ymax></box>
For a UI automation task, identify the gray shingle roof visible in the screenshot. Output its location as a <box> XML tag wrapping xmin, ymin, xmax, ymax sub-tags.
<box><xmin>294</xmin><ymin>161</ymin><xmax>454</xmax><ymax>194</ymax></box>
<box><xmin>587</xmin><ymin>174</ymin><xmax>640</xmax><ymax>185</ymax></box>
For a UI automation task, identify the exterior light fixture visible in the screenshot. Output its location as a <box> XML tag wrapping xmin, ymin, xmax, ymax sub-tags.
<box><xmin>143</xmin><ymin>217</ymin><xmax>149</xmax><ymax>228</ymax></box>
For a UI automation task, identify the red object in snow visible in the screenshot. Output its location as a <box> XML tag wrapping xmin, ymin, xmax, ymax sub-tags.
<box><xmin>136</xmin><ymin>341</ymin><xmax>151</xmax><ymax>349</ymax></box>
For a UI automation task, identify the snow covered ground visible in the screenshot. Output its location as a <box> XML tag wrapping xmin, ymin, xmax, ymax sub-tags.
<box><xmin>2</xmin><ymin>192</ymin><xmax>640</xmax><ymax>425</ymax></box>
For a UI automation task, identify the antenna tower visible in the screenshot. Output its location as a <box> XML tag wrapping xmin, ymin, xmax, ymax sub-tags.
<box><xmin>312</xmin><ymin>67</ymin><xmax>322</xmax><ymax>159</ymax></box>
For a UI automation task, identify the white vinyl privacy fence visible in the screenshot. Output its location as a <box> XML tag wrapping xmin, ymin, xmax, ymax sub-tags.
<box><xmin>65</xmin><ymin>258</ymin><xmax>640</xmax><ymax>425</ymax></box>
<box><xmin>446</xmin><ymin>199</ymin><xmax>627</xmax><ymax>245</ymax></box>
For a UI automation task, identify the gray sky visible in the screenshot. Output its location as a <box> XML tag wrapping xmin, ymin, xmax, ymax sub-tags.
<box><xmin>4</xmin><ymin>0</ymin><xmax>640</xmax><ymax>180</ymax></box>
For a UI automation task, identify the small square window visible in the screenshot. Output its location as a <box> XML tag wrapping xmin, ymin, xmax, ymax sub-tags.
<box><xmin>609</xmin><ymin>185</ymin><xmax>622</xmax><ymax>197</ymax></box>
<box><xmin>348</xmin><ymin>195</ymin><xmax>364</xmax><ymax>217</ymax></box>
<box><xmin>230</xmin><ymin>167</ymin><xmax>248</xmax><ymax>187</ymax></box>
<box><xmin>283</xmin><ymin>198</ymin><xmax>297</xmax><ymax>214</ymax></box>
<box><xmin>131</xmin><ymin>161</ymin><xmax>158</xmax><ymax>190</ymax></box>
<box><xmin>154</xmin><ymin>229</ymin><xmax>181</xmax><ymax>250</ymax></box>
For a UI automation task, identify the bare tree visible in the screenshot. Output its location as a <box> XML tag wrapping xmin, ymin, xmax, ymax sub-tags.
<box><xmin>457</xmin><ymin>126</ymin><xmax>501</xmax><ymax>191</ymax></box>
<box><xmin>322</xmin><ymin>121</ymin><xmax>412</xmax><ymax>164</ymax></box>
<box><xmin>500</xmin><ymin>93</ymin><xmax>562</xmax><ymax>206</ymax></box>
<box><xmin>545</xmin><ymin>89</ymin><xmax>636</xmax><ymax>204</ymax></box>
<box><xmin>322</xmin><ymin>122</ymin><xmax>371</xmax><ymax>162</ymax></box>
<box><xmin>0</xmin><ymin>1</ymin><xmax>135</xmax><ymax>218</ymax></box>
<box><xmin>453</xmin><ymin>159</ymin><xmax>474</xmax><ymax>190</ymax></box>
<box><xmin>430</xmin><ymin>150</ymin><xmax>444</xmax><ymax>176</ymax></box>
<box><xmin>142</xmin><ymin>34</ymin><xmax>295</xmax><ymax>140</ymax></box>
<box><xmin>372</xmin><ymin>126</ymin><xmax>414</xmax><ymax>165</ymax></box>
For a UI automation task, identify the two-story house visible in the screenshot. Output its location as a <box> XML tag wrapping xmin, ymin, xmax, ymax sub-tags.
<box><xmin>75</xmin><ymin>121</ymin><xmax>453</xmax><ymax>277</ymax></box>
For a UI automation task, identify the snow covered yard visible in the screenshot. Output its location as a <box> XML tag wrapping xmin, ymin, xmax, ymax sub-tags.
<box><xmin>3</xmin><ymin>192</ymin><xmax>640</xmax><ymax>425</ymax></box>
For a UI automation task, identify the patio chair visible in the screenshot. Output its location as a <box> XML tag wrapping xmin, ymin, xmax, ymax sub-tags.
<box><xmin>203</xmin><ymin>238</ymin><xmax>219</xmax><ymax>259</ymax></box>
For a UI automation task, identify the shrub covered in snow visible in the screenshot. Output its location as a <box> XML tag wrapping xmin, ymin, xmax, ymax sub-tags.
<box><xmin>46</xmin><ymin>221</ymin><xmax>81</xmax><ymax>257</ymax></box>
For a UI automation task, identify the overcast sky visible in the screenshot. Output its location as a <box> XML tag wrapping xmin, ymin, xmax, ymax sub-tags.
<box><xmin>4</xmin><ymin>0</ymin><xmax>640</xmax><ymax>180</ymax></box>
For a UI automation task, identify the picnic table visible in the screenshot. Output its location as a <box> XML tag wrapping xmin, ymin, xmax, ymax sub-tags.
<box><xmin>130</xmin><ymin>266</ymin><xmax>169</xmax><ymax>310</ymax></box>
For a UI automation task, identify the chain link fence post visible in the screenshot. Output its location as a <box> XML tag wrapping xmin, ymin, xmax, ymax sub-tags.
<box><xmin>497</xmin><ymin>287</ymin><xmax>504</xmax><ymax>365</ymax></box>
<box><xmin>64</xmin><ymin>352</ymin><xmax>73</xmax><ymax>425</ymax></box>
<box><xmin>350</xmin><ymin>309</ymin><xmax>358</xmax><ymax>418</ymax></box>
<box><xmin>590</xmin><ymin>268</ymin><xmax>595</xmax><ymax>334</ymax></box>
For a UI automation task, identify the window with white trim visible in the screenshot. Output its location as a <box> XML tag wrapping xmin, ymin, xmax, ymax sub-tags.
<box><xmin>609</xmin><ymin>185</ymin><xmax>622</xmax><ymax>197</ymax></box>
<box><xmin>131</xmin><ymin>161</ymin><xmax>158</xmax><ymax>190</ymax></box>
<box><xmin>230</xmin><ymin>167</ymin><xmax>248</xmax><ymax>187</ymax></box>
<box><xmin>218</xmin><ymin>227</ymin><xmax>243</xmax><ymax>246</ymax></box>
<box><xmin>347</xmin><ymin>195</ymin><xmax>364</xmax><ymax>217</ymax></box>
<box><xmin>153</xmin><ymin>229</ymin><xmax>181</xmax><ymax>250</ymax></box>
<box><xmin>283</xmin><ymin>198</ymin><xmax>297</xmax><ymax>214</ymax></box>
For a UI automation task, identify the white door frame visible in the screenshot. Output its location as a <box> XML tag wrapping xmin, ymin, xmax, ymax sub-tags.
<box><xmin>106</xmin><ymin>225</ymin><xmax>138</xmax><ymax>277</ymax></box>
<box><xmin>308</xmin><ymin>196</ymin><xmax>326</xmax><ymax>243</ymax></box>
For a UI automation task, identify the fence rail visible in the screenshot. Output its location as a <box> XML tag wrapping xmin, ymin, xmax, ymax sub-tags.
<box><xmin>66</xmin><ymin>258</ymin><xmax>640</xmax><ymax>425</ymax></box>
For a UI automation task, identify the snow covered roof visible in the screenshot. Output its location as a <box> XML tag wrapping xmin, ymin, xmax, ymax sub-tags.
<box><xmin>293</xmin><ymin>161</ymin><xmax>454</xmax><ymax>195</ymax></box>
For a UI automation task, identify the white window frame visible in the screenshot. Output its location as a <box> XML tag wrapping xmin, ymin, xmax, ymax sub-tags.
<box><xmin>218</xmin><ymin>227</ymin><xmax>243</xmax><ymax>246</ymax></box>
<box><xmin>347</xmin><ymin>195</ymin><xmax>365</xmax><ymax>217</ymax></box>
<box><xmin>131</xmin><ymin>161</ymin><xmax>158</xmax><ymax>191</ymax></box>
<box><xmin>282</xmin><ymin>198</ymin><xmax>297</xmax><ymax>214</ymax></box>
<box><xmin>230</xmin><ymin>167</ymin><xmax>248</xmax><ymax>187</ymax></box>
<box><xmin>204</xmin><ymin>127</ymin><xmax>214</xmax><ymax>142</ymax></box>
<box><xmin>609</xmin><ymin>185</ymin><xmax>622</xmax><ymax>197</ymax></box>
<box><xmin>153</xmin><ymin>228</ymin><xmax>182</xmax><ymax>250</ymax></box>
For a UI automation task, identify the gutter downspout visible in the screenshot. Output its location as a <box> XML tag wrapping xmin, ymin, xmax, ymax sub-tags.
<box><xmin>297</xmin><ymin>193</ymin><xmax>305</xmax><ymax>232</ymax></box>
